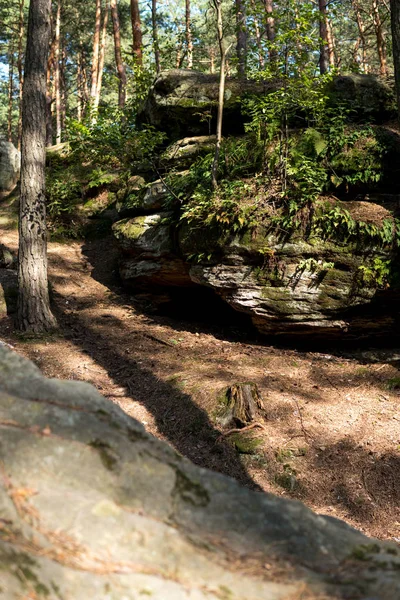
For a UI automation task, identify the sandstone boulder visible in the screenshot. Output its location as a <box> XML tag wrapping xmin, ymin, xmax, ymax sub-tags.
<box><xmin>114</xmin><ymin>199</ymin><xmax>400</xmax><ymax>339</ymax></box>
<box><xmin>0</xmin><ymin>346</ymin><xmax>399</xmax><ymax>599</ymax></box>
<box><xmin>139</xmin><ymin>70</ymin><xmax>395</xmax><ymax>141</ymax></box>
<box><xmin>0</xmin><ymin>140</ymin><xmax>20</xmax><ymax>197</ymax></box>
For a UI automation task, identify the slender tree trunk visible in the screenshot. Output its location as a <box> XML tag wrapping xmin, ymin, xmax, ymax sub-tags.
<box><xmin>372</xmin><ymin>0</ymin><xmax>387</xmax><ymax>76</ymax></box>
<box><xmin>17</xmin><ymin>0</ymin><xmax>58</xmax><ymax>333</ymax></box>
<box><xmin>264</xmin><ymin>0</ymin><xmax>277</xmax><ymax>64</ymax></box>
<box><xmin>209</xmin><ymin>46</ymin><xmax>215</xmax><ymax>73</ymax></box>
<box><xmin>235</xmin><ymin>0</ymin><xmax>247</xmax><ymax>78</ymax></box>
<box><xmin>130</xmin><ymin>0</ymin><xmax>143</xmax><ymax>66</ymax></box>
<box><xmin>250</xmin><ymin>0</ymin><xmax>265</xmax><ymax>69</ymax></box>
<box><xmin>151</xmin><ymin>0</ymin><xmax>161</xmax><ymax>73</ymax></box>
<box><xmin>318</xmin><ymin>0</ymin><xmax>329</xmax><ymax>74</ymax></box>
<box><xmin>93</xmin><ymin>1</ymin><xmax>109</xmax><ymax>112</ymax></box>
<box><xmin>60</xmin><ymin>40</ymin><xmax>67</xmax><ymax>132</ymax></box>
<box><xmin>176</xmin><ymin>36</ymin><xmax>183</xmax><ymax>68</ymax></box>
<box><xmin>353</xmin><ymin>0</ymin><xmax>368</xmax><ymax>72</ymax></box>
<box><xmin>211</xmin><ymin>0</ymin><xmax>231</xmax><ymax>190</ymax></box>
<box><xmin>326</xmin><ymin>18</ymin><xmax>336</xmax><ymax>68</ymax></box>
<box><xmin>46</xmin><ymin>32</ymin><xmax>55</xmax><ymax>146</ymax></box>
<box><xmin>185</xmin><ymin>0</ymin><xmax>193</xmax><ymax>68</ymax></box>
<box><xmin>17</xmin><ymin>0</ymin><xmax>25</xmax><ymax>150</ymax></box>
<box><xmin>54</xmin><ymin>0</ymin><xmax>62</xmax><ymax>144</ymax></box>
<box><xmin>7</xmin><ymin>37</ymin><xmax>15</xmax><ymax>143</ymax></box>
<box><xmin>390</xmin><ymin>0</ymin><xmax>400</xmax><ymax>117</ymax></box>
<box><xmin>110</xmin><ymin>0</ymin><xmax>126</xmax><ymax>107</ymax></box>
<box><xmin>91</xmin><ymin>0</ymin><xmax>102</xmax><ymax>100</ymax></box>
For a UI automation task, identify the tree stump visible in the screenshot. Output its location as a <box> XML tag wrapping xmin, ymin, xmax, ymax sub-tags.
<box><xmin>217</xmin><ymin>383</ymin><xmax>265</xmax><ymax>429</ymax></box>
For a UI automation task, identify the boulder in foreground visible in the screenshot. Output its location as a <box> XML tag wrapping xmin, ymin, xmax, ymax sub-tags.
<box><xmin>0</xmin><ymin>347</ymin><xmax>399</xmax><ymax>598</ymax></box>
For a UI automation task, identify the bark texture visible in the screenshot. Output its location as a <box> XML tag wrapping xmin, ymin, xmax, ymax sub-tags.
<box><xmin>185</xmin><ymin>0</ymin><xmax>193</xmax><ymax>68</ymax></box>
<box><xmin>318</xmin><ymin>0</ymin><xmax>330</xmax><ymax>74</ymax></box>
<box><xmin>391</xmin><ymin>0</ymin><xmax>400</xmax><ymax>117</ymax></box>
<box><xmin>235</xmin><ymin>0</ymin><xmax>247</xmax><ymax>78</ymax></box>
<box><xmin>91</xmin><ymin>0</ymin><xmax>102</xmax><ymax>100</ymax></box>
<box><xmin>151</xmin><ymin>0</ymin><xmax>161</xmax><ymax>73</ymax></box>
<box><xmin>111</xmin><ymin>0</ymin><xmax>126</xmax><ymax>107</ymax></box>
<box><xmin>16</xmin><ymin>0</ymin><xmax>57</xmax><ymax>333</ymax></box>
<box><xmin>130</xmin><ymin>0</ymin><xmax>143</xmax><ymax>66</ymax></box>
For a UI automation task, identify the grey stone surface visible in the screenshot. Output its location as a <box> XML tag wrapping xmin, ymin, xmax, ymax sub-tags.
<box><xmin>139</xmin><ymin>70</ymin><xmax>395</xmax><ymax>140</ymax></box>
<box><xmin>0</xmin><ymin>140</ymin><xmax>20</xmax><ymax>196</ymax></box>
<box><xmin>0</xmin><ymin>346</ymin><xmax>399</xmax><ymax>599</ymax></box>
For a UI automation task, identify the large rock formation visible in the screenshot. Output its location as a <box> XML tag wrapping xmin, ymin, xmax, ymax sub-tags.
<box><xmin>0</xmin><ymin>346</ymin><xmax>399</xmax><ymax>599</ymax></box>
<box><xmin>0</xmin><ymin>140</ymin><xmax>20</xmax><ymax>197</ymax></box>
<box><xmin>139</xmin><ymin>70</ymin><xmax>395</xmax><ymax>141</ymax></box>
<box><xmin>113</xmin><ymin>197</ymin><xmax>400</xmax><ymax>339</ymax></box>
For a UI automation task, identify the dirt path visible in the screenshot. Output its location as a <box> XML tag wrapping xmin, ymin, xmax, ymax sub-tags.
<box><xmin>0</xmin><ymin>207</ymin><xmax>399</xmax><ymax>542</ymax></box>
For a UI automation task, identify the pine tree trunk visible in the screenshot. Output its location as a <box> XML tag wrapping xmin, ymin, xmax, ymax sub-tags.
<box><xmin>353</xmin><ymin>0</ymin><xmax>368</xmax><ymax>72</ymax></box>
<box><xmin>211</xmin><ymin>0</ymin><xmax>231</xmax><ymax>190</ymax></box>
<box><xmin>185</xmin><ymin>0</ymin><xmax>193</xmax><ymax>68</ymax></box>
<box><xmin>17</xmin><ymin>0</ymin><xmax>25</xmax><ymax>150</ymax></box>
<box><xmin>130</xmin><ymin>0</ymin><xmax>143</xmax><ymax>66</ymax></box>
<box><xmin>391</xmin><ymin>0</ymin><xmax>400</xmax><ymax>117</ymax></box>
<box><xmin>326</xmin><ymin>18</ymin><xmax>336</xmax><ymax>68</ymax></box>
<box><xmin>46</xmin><ymin>33</ymin><xmax>55</xmax><ymax>146</ymax></box>
<box><xmin>17</xmin><ymin>0</ymin><xmax>58</xmax><ymax>333</ymax></box>
<box><xmin>151</xmin><ymin>0</ymin><xmax>161</xmax><ymax>73</ymax></box>
<box><xmin>250</xmin><ymin>0</ymin><xmax>264</xmax><ymax>69</ymax></box>
<box><xmin>93</xmin><ymin>1</ymin><xmax>109</xmax><ymax>113</ymax></box>
<box><xmin>110</xmin><ymin>0</ymin><xmax>126</xmax><ymax>107</ymax></box>
<box><xmin>54</xmin><ymin>0</ymin><xmax>62</xmax><ymax>144</ymax></box>
<box><xmin>235</xmin><ymin>0</ymin><xmax>247</xmax><ymax>78</ymax></box>
<box><xmin>318</xmin><ymin>0</ymin><xmax>329</xmax><ymax>74</ymax></box>
<box><xmin>264</xmin><ymin>0</ymin><xmax>277</xmax><ymax>64</ymax></box>
<box><xmin>372</xmin><ymin>0</ymin><xmax>387</xmax><ymax>76</ymax></box>
<box><xmin>91</xmin><ymin>0</ymin><xmax>102</xmax><ymax>100</ymax></box>
<box><xmin>7</xmin><ymin>37</ymin><xmax>15</xmax><ymax>143</ymax></box>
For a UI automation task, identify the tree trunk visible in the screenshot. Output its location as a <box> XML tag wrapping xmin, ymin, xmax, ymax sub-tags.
<box><xmin>93</xmin><ymin>1</ymin><xmax>109</xmax><ymax>113</ymax></box>
<box><xmin>54</xmin><ymin>0</ymin><xmax>62</xmax><ymax>144</ymax></box>
<box><xmin>391</xmin><ymin>0</ymin><xmax>400</xmax><ymax>117</ymax></box>
<box><xmin>185</xmin><ymin>0</ymin><xmax>193</xmax><ymax>68</ymax></box>
<box><xmin>211</xmin><ymin>0</ymin><xmax>231</xmax><ymax>190</ymax></box>
<box><xmin>110</xmin><ymin>0</ymin><xmax>126</xmax><ymax>107</ymax></box>
<box><xmin>46</xmin><ymin>33</ymin><xmax>55</xmax><ymax>146</ymax></box>
<box><xmin>91</xmin><ymin>0</ymin><xmax>102</xmax><ymax>100</ymax></box>
<box><xmin>264</xmin><ymin>0</ymin><xmax>277</xmax><ymax>64</ymax></box>
<box><xmin>353</xmin><ymin>0</ymin><xmax>368</xmax><ymax>72</ymax></box>
<box><xmin>17</xmin><ymin>0</ymin><xmax>25</xmax><ymax>150</ymax></box>
<box><xmin>318</xmin><ymin>0</ymin><xmax>329</xmax><ymax>74</ymax></box>
<box><xmin>7</xmin><ymin>37</ymin><xmax>15</xmax><ymax>143</ymax></box>
<box><xmin>250</xmin><ymin>0</ymin><xmax>265</xmax><ymax>69</ymax></box>
<box><xmin>372</xmin><ymin>0</ymin><xmax>387</xmax><ymax>76</ymax></box>
<box><xmin>130</xmin><ymin>0</ymin><xmax>143</xmax><ymax>66</ymax></box>
<box><xmin>235</xmin><ymin>0</ymin><xmax>247</xmax><ymax>78</ymax></box>
<box><xmin>17</xmin><ymin>0</ymin><xmax>58</xmax><ymax>333</ymax></box>
<box><xmin>151</xmin><ymin>0</ymin><xmax>161</xmax><ymax>73</ymax></box>
<box><xmin>326</xmin><ymin>18</ymin><xmax>336</xmax><ymax>68</ymax></box>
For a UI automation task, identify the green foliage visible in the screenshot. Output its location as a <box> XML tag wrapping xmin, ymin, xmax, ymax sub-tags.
<box><xmin>67</xmin><ymin>106</ymin><xmax>165</xmax><ymax>173</ymax></box>
<box><xmin>46</xmin><ymin>166</ymin><xmax>82</xmax><ymax>217</ymax></box>
<box><xmin>358</xmin><ymin>258</ymin><xmax>392</xmax><ymax>288</ymax></box>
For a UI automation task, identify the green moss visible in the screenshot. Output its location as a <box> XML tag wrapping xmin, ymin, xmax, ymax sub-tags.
<box><xmin>230</xmin><ymin>433</ymin><xmax>263</xmax><ymax>454</ymax></box>
<box><xmin>112</xmin><ymin>216</ymin><xmax>147</xmax><ymax>241</ymax></box>
<box><xmin>351</xmin><ymin>543</ymin><xmax>381</xmax><ymax>561</ymax></box>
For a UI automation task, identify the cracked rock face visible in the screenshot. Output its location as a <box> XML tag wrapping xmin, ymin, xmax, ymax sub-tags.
<box><xmin>0</xmin><ymin>346</ymin><xmax>399</xmax><ymax>599</ymax></box>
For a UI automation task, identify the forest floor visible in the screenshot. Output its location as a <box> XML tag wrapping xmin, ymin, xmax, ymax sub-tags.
<box><xmin>0</xmin><ymin>199</ymin><xmax>399</xmax><ymax>544</ymax></box>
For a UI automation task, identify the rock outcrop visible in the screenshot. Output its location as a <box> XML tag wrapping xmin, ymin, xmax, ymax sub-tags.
<box><xmin>113</xmin><ymin>198</ymin><xmax>400</xmax><ymax>339</ymax></box>
<box><xmin>139</xmin><ymin>70</ymin><xmax>395</xmax><ymax>140</ymax></box>
<box><xmin>0</xmin><ymin>346</ymin><xmax>399</xmax><ymax>599</ymax></box>
<box><xmin>0</xmin><ymin>140</ymin><xmax>20</xmax><ymax>197</ymax></box>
